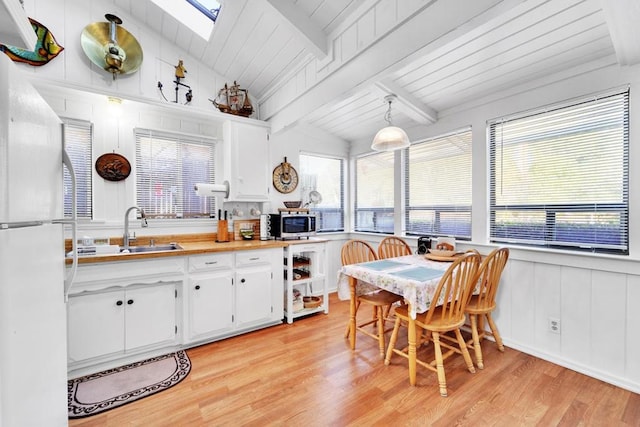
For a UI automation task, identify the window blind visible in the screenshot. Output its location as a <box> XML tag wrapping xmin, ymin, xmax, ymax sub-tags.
<box><xmin>488</xmin><ymin>90</ymin><xmax>629</xmax><ymax>253</ymax></box>
<box><xmin>63</xmin><ymin>119</ymin><xmax>92</xmax><ymax>219</ymax></box>
<box><xmin>354</xmin><ymin>151</ymin><xmax>395</xmax><ymax>233</ymax></box>
<box><xmin>300</xmin><ymin>153</ymin><xmax>345</xmax><ymax>232</ymax></box>
<box><xmin>135</xmin><ymin>128</ymin><xmax>216</xmax><ymax>219</ymax></box>
<box><xmin>405</xmin><ymin>128</ymin><xmax>472</xmax><ymax>239</ymax></box>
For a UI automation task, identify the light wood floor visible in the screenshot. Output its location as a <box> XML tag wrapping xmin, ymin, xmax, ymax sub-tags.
<box><xmin>69</xmin><ymin>293</ymin><xmax>640</xmax><ymax>426</ymax></box>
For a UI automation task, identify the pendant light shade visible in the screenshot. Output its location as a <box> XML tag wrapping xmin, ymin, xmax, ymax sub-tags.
<box><xmin>371</xmin><ymin>95</ymin><xmax>410</xmax><ymax>151</ymax></box>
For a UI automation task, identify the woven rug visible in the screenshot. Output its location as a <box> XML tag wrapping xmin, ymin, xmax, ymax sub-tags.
<box><xmin>68</xmin><ymin>350</ymin><xmax>191</xmax><ymax>418</ymax></box>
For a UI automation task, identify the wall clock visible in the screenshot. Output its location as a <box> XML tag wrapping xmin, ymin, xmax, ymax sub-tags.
<box><xmin>272</xmin><ymin>157</ymin><xmax>299</xmax><ymax>194</ymax></box>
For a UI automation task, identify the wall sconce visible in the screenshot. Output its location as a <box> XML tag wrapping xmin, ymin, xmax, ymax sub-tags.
<box><xmin>371</xmin><ymin>94</ymin><xmax>410</xmax><ymax>151</ymax></box>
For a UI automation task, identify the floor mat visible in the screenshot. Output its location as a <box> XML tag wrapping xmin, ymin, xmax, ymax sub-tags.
<box><xmin>68</xmin><ymin>350</ymin><xmax>191</xmax><ymax>418</ymax></box>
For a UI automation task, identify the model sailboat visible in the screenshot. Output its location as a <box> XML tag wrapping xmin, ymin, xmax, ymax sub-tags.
<box><xmin>209</xmin><ymin>81</ymin><xmax>253</xmax><ymax>117</ymax></box>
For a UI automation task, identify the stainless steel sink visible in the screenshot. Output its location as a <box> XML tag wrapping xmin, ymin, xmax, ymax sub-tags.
<box><xmin>120</xmin><ymin>243</ymin><xmax>182</xmax><ymax>254</ymax></box>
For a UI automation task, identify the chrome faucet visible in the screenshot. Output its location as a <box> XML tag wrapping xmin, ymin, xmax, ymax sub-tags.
<box><xmin>123</xmin><ymin>206</ymin><xmax>147</xmax><ymax>249</ymax></box>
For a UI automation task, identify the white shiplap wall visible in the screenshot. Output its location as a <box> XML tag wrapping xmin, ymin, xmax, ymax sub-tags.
<box><xmin>496</xmin><ymin>259</ymin><xmax>640</xmax><ymax>393</ymax></box>
<box><xmin>21</xmin><ymin>0</ymin><xmax>234</xmax><ymax>113</ymax></box>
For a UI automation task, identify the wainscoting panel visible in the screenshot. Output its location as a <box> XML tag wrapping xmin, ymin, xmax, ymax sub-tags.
<box><xmin>495</xmin><ymin>259</ymin><xmax>640</xmax><ymax>393</ymax></box>
<box><xmin>560</xmin><ymin>266</ymin><xmax>592</xmax><ymax>366</ymax></box>
<box><xmin>590</xmin><ymin>270</ymin><xmax>626</xmax><ymax>377</ymax></box>
<box><xmin>627</xmin><ymin>275</ymin><xmax>640</xmax><ymax>383</ymax></box>
<box><xmin>533</xmin><ymin>263</ymin><xmax>562</xmax><ymax>354</ymax></box>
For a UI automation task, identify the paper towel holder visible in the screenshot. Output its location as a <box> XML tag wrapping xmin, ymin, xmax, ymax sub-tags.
<box><xmin>194</xmin><ymin>181</ymin><xmax>230</xmax><ymax>198</ymax></box>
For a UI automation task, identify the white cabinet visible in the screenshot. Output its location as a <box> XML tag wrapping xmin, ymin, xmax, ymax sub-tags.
<box><xmin>67</xmin><ymin>283</ymin><xmax>177</xmax><ymax>363</ymax></box>
<box><xmin>66</xmin><ymin>258</ymin><xmax>184</xmax><ymax>373</ymax></box>
<box><xmin>284</xmin><ymin>241</ymin><xmax>328</xmax><ymax>323</ymax></box>
<box><xmin>223</xmin><ymin>120</ymin><xmax>270</xmax><ymax>201</ymax></box>
<box><xmin>186</xmin><ymin>248</ymin><xmax>283</xmax><ymax>344</ymax></box>
<box><xmin>235</xmin><ymin>250</ymin><xmax>279</xmax><ymax>327</ymax></box>
<box><xmin>68</xmin><ymin>290</ymin><xmax>123</xmax><ymax>361</ymax></box>
<box><xmin>187</xmin><ymin>253</ymin><xmax>234</xmax><ymax>340</ymax></box>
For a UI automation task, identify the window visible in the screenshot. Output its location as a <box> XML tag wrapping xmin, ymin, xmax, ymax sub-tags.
<box><xmin>63</xmin><ymin>119</ymin><xmax>92</xmax><ymax>219</ymax></box>
<box><xmin>151</xmin><ymin>0</ymin><xmax>219</xmax><ymax>40</ymax></box>
<box><xmin>135</xmin><ymin>129</ymin><xmax>216</xmax><ymax>219</ymax></box>
<box><xmin>488</xmin><ymin>90</ymin><xmax>629</xmax><ymax>254</ymax></box>
<box><xmin>186</xmin><ymin>0</ymin><xmax>221</xmax><ymax>22</ymax></box>
<box><xmin>405</xmin><ymin>128</ymin><xmax>472</xmax><ymax>239</ymax></box>
<box><xmin>300</xmin><ymin>153</ymin><xmax>345</xmax><ymax>232</ymax></box>
<box><xmin>354</xmin><ymin>151</ymin><xmax>394</xmax><ymax>233</ymax></box>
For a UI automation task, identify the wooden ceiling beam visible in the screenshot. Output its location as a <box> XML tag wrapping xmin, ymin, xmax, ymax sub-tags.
<box><xmin>374</xmin><ymin>80</ymin><xmax>438</xmax><ymax>125</ymax></box>
<box><xmin>262</xmin><ymin>0</ymin><xmax>328</xmax><ymax>60</ymax></box>
<box><xmin>599</xmin><ymin>0</ymin><xmax>640</xmax><ymax>66</ymax></box>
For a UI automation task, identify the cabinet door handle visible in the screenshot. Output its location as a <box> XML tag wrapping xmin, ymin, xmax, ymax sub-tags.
<box><xmin>240</xmin><ymin>278</ymin><xmax>246</xmax><ymax>283</ymax></box>
<box><xmin>249</xmin><ymin>257</ymin><xmax>259</xmax><ymax>261</ymax></box>
<box><xmin>116</xmin><ymin>300</ymin><xmax>123</xmax><ymax>306</ymax></box>
<box><xmin>195</xmin><ymin>285</ymin><xmax>201</xmax><ymax>290</ymax></box>
<box><xmin>205</xmin><ymin>261</ymin><xmax>218</xmax><ymax>265</ymax></box>
<box><xmin>127</xmin><ymin>299</ymin><xmax>134</xmax><ymax>305</ymax></box>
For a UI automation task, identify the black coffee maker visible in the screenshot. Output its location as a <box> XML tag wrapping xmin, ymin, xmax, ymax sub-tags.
<box><xmin>417</xmin><ymin>237</ymin><xmax>433</xmax><ymax>254</ymax></box>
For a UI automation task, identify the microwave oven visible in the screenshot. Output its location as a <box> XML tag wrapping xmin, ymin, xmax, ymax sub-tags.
<box><xmin>268</xmin><ymin>213</ymin><xmax>317</xmax><ymax>239</ymax></box>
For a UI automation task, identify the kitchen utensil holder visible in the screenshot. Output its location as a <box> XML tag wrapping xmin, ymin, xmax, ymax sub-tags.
<box><xmin>216</xmin><ymin>220</ymin><xmax>229</xmax><ymax>242</ymax></box>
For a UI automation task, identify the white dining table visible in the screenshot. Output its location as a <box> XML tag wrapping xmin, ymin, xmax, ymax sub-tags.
<box><xmin>337</xmin><ymin>254</ymin><xmax>454</xmax><ymax>386</ymax></box>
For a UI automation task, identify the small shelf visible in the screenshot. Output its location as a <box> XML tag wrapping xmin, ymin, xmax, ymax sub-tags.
<box><xmin>284</xmin><ymin>268</ymin><xmax>310</xmax><ymax>281</ymax></box>
<box><xmin>283</xmin><ymin>243</ymin><xmax>328</xmax><ymax>324</ymax></box>
<box><xmin>284</xmin><ymin>305</ymin><xmax>325</xmax><ymax>319</ymax></box>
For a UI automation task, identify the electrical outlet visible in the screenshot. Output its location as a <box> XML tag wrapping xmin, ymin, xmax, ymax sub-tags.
<box><xmin>549</xmin><ymin>317</ymin><xmax>561</xmax><ymax>334</ymax></box>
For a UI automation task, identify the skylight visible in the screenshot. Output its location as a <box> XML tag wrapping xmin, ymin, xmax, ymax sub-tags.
<box><xmin>150</xmin><ymin>0</ymin><xmax>221</xmax><ymax>41</ymax></box>
<box><xmin>186</xmin><ymin>0</ymin><xmax>221</xmax><ymax>22</ymax></box>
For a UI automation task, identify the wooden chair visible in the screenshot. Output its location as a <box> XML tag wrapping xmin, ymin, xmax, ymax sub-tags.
<box><xmin>464</xmin><ymin>247</ymin><xmax>509</xmax><ymax>369</ymax></box>
<box><xmin>384</xmin><ymin>251</ymin><xmax>481</xmax><ymax>396</ymax></box>
<box><xmin>342</xmin><ymin>239</ymin><xmax>404</xmax><ymax>357</ymax></box>
<box><xmin>377</xmin><ymin>236</ymin><xmax>413</xmax><ymax>259</ymax></box>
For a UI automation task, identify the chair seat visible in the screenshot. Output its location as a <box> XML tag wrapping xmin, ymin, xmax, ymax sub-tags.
<box><xmin>394</xmin><ymin>305</ymin><xmax>466</xmax><ymax>332</ymax></box>
<box><xmin>465</xmin><ymin>294</ymin><xmax>496</xmax><ymax>314</ymax></box>
<box><xmin>358</xmin><ymin>290</ymin><xmax>403</xmax><ymax>306</ymax></box>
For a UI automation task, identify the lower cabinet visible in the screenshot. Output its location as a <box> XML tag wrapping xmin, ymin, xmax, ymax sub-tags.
<box><xmin>66</xmin><ymin>247</ymin><xmax>284</xmax><ymax>375</ymax></box>
<box><xmin>186</xmin><ymin>248</ymin><xmax>283</xmax><ymax>343</ymax></box>
<box><xmin>67</xmin><ymin>283</ymin><xmax>178</xmax><ymax>363</ymax></box>
<box><xmin>188</xmin><ymin>253</ymin><xmax>234</xmax><ymax>340</ymax></box>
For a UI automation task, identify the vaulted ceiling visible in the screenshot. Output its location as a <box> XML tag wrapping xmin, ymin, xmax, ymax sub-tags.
<box><xmin>110</xmin><ymin>0</ymin><xmax>640</xmax><ymax>144</ymax></box>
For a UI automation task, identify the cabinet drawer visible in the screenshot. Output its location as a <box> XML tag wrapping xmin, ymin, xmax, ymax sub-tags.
<box><xmin>235</xmin><ymin>250</ymin><xmax>272</xmax><ymax>266</ymax></box>
<box><xmin>291</xmin><ymin>243</ymin><xmax>323</xmax><ymax>254</ymax></box>
<box><xmin>189</xmin><ymin>253</ymin><xmax>233</xmax><ymax>272</ymax></box>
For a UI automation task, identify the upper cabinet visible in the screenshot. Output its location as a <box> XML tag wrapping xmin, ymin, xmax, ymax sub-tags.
<box><xmin>223</xmin><ymin>120</ymin><xmax>270</xmax><ymax>201</ymax></box>
<box><xmin>0</xmin><ymin>0</ymin><xmax>37</xmax><ymax>49</ymax></box>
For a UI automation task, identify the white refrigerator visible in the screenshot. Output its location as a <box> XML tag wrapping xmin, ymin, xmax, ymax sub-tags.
<box><xmin>0</xmin><ymin>54</ymin><xmax>76</xmax><ymax>426</ymax></box>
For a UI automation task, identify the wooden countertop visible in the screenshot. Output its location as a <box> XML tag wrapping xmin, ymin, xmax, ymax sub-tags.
<box><xmin>66</xmin><ymin>234</ymin><xmax>327</xmax><ymax>265</ymax></box>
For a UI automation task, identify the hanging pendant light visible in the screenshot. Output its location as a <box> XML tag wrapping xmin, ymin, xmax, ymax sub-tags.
<box><xmin>371</xmin><ymin>94</ymin><xmax>410</xmax><ymax>151</ymax></box>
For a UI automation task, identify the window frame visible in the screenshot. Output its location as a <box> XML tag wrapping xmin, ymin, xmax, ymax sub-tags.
<box><xmin>487</xmin><ymin>89</ymin><xmax>629</xmax><ymax>254</ymax></box>
<box><xmin>299</xmin><ymin>152</ymin><xmax>346</xmax><ymax>233</ymax></box>
<box><xmin>353</xmin><ymin>150</ymin><xmax>395</xmax><ymax>234</ymax></box>
<box><xmin>134</xmin><ymin>128</ymin><xmax>217</xmax><ymax>220</ymax></box>
<box><xmin>62</xmin><ymin>118</ymin><xmax>93</xmax><ymax>220</ymax></box>
<box><xmin>403</xmin><ymin>128</ymin><xmax>473</xmax><ymax>240</ymax></box>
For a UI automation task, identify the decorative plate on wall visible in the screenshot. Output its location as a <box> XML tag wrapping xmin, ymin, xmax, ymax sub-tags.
<box><xmin>95</xmin><ymin>152</ymin><xmax>131</xmax><ymax>181</ymax></box>
<box><xmin>272</xmin><ymin>157</ymin><xmax>298</xmax><ymax>194</ymax></box>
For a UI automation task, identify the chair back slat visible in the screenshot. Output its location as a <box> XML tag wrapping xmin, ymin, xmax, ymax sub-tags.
<box><xmin>378</xmin><ymin>237</ymin><xmax>412</xmax><ymax>259</ymax></box>
<box><xmin>424</xmin><ymin>252</ymin><xmax>481</xmax><ymax>325</ymax></box>
<box><xmin>341</xmin><ymin>239</ymin><xmax>377</xmax><ymax>266</ymax></box>
<box><xmin>473</xmin><ymin>247</ymin><xmax>509</xmax><ymax>310</ymax></box>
